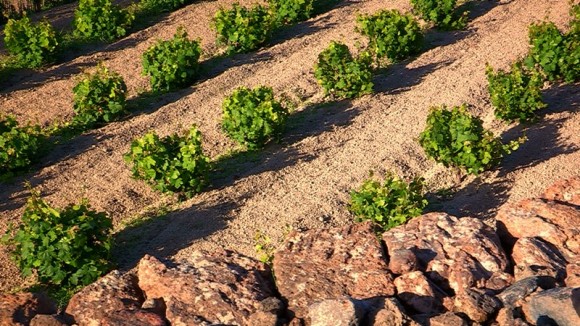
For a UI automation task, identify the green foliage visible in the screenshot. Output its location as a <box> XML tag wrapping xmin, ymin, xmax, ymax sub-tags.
<box><xmin>525</xmin><ymin>19</ymin><xmax>580</xmax><ymax>83</ymax></box>
<box><xmin>254</xmin><ymin>230</ymin><xmax>275</xmax><ymax>265</ymax></box>
<box><xmin>0</xmin><ymin>115</ymin><xmax>43</xmax><ymax>178</ymax></box>
<box><xmin>2</xmin><ymin>191</ymin><xmax>112</xmax><ymax>288</ymax></box>
<box><xmin>486</xmin><ymin>62</ymin><xmax>546</xmax><ymax>123</ymax></box>
<box><xmin>314</xmin><ymin>41</ymin><xmax>374</xmax><ymax>99</ymax></box>
<box><xmin>268</xmin><ymin>0</ymin><xmax>313</xmax><ymax>25</ymax></box>
<box><xmin>124</xmin><ymin>127</ymin><xmax>210</xmax><ymax>197</ymax></box>
<box><xmin>72</xmin><ymin>65</ymin><xmax>127</xmax><ymax>129</ymax></box>
<box><xmin>222</xmin><ymin>86</ymin><xmax>288</xmax><ymax>149</ymax></box>
<box><xmin>212</xmin><ymin>3</ymin><xmax>274</xmax><ymax>54</ymax></box>
<box><xmin>139</xmin><ymin>0</ymin><xmax>187</xmax><ymax>13</ymax></box>
<box><xmin>142</xmin><ymin>28</ymin><xmax>202</xmax><ymax>92</ymax></box>
<box><xmin>419</xmin><ymin>105</ymin><xmax>523</xmax><ymax>175</ymax></box>
<box><xmin>356</xmin><ymin>9</ymin><xmax>424</xmax><ymax>62</ymax></box>
<box><xmin>410</xmin><ymin>0</ymin><xmax>467</xmax><ymax>30</ymax></box>
<box><xmin>73</xmin><ymin>0</ymin><xmax>134</xmax><ymax>42</ymax></box>
<box><xmin>3</xmin><ymin>15</ymin><xmax>59</xmax><ymax>68</ymax></box>
<box><xmin>350</xmin><ymin>173</ymin><xmax>427</xmax><ymax>231</ymax></box>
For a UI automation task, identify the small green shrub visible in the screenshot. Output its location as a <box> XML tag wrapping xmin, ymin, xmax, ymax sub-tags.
<box><xmin>212</xmin><ymin>3</ymin><xmax>274</xmax><ymax>54</ymax></box>
<box><xmin>142</xmin><ymin>28</ymin><xmax>202</xmax><ymax>92</ymax></box>
<box><xmin>72</xmin><ymin>65</ymin><xmax>127</xmax><ymax>129</ymax></box>
<box><xmin>222</xmin><ymin>86</ymin><xmax>288</xmax><ymax>149</ymax></box>
<box><xmin>0</xmin><ymin>115</ymin><xmax>43</xmax><ymax>178</ymax></box>
<box><xmin>486</xmin><ymin>62</ymin><xmax>546</xmax><ymax>123</ymax></box>
<box><xmin>268</xmin><ymin>0</ymin><xmax>313</xmax><ymax>25</ymax></box>
<box><xmin>314</xmin><ymin>41</ymin><xmax>374</xmax><ymax>99</ymax></box>
<box><xmin>124</xmin><ymin>126</ymin><xmax>210</xmax><ymax>197</ymax></box>
<box><xmin>3</xmin><ymin>15</ymin><xmax>59</xmax><ymax>68</ymax></box>
<box><xmin>356</xmin><ymin>9</ymin><xmax>424</xmax><ymax>63</ymax></box>
<box><xmin>73</xmin><ymin>0</ymin><xmax>134</xmax><ymax>42</ymax></box>
<box><xmin>139</xmin><ymin>0</ymin><xmax>187</xmax><ymax>13</ymax></box>
<box><xmin>419</xmin><ymin>105</ymin><xmax>522</xmax><ymax>175</ymax></box>
<box><xmin>2</xmin><ymin>191</ymin><xmax>112</xmax><ymax>288</ymax></box>
<box><xmin>525</xmin><ymin>20</ymin><xmax>580</xmax><ymax>83</ymax></box>
<box><xmin>410</xmin><ymin>0</ymin><xmax>467</xmax><ymax>30</ymax></box>
<box><xmin>350</xmin><ymin>173</ymin><xmax>427</xmax><ymax>231</ymax></box>
<box><xmin>254</xmin><ymin>230</ymin><xmax>275</xmax><ymax>265</ymax></box>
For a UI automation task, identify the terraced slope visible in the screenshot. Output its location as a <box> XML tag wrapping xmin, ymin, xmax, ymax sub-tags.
<box><xmin>1</xmin><ymin>0</ymin><xmax>578</xmax><ymax>292</ymax></box>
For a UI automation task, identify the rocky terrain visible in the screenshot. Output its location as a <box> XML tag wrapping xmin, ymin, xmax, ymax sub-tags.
<box><xmin>1</xmin><ymin>176</ymin><xmax>578</xmax><ymax>325</ymax></box>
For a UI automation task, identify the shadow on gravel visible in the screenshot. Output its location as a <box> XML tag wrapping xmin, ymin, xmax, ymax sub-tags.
<box><xmin>427</xmin><ymin>82</ymin><xmax>580</xmax><ymax>219</ymax></box>
<box><xmin>373</xmin><ymin>60</ymin><xmax>451</xmax><ymax>94</ymax></box>
<box><xmin>210</xmin><ymin>100</ymin><xmax>357</xmax><ymax>190</ymax></box>
<box><xmin>112</xmin><ymin>198</ymin><xmax>235</xmax><ymax>270</ymax></box>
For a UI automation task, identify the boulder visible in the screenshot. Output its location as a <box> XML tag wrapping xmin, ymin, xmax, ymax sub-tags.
<box><xmin>511</xmin><ymin>237</ymin><xmax>567</xmax><ymax>281</ymax></box>
<box><xmin>496</xmin><ymin>198</ymin><xmax>579</xmax><ymax>261</ymax></box>
<box><xmin>0</xmin><ymin>292</ymin><xmax>56</xmax><ymax>325</ymax></box>
<box><xmin>542</xmin><ymin>176</ymin><xmax>580</xmax><ymax>206</ymax></box>
<box><xmin>495</xmin><ymin>307</ymin><xmax>529</xmax><ymax>326</ymax></box>
<box><xmin>565</xmin><ymin>262</ymin><xmax>580</xmax><ymax>287</ymax></box>
<box><xmin>497</xmin><ymin>276</ymin><xmax>556</xmax><ymax>307</ymax></box>
<box><xmin>65</xmin><ymin>270</ymin><xmax>151</xmax><ymax>325</ymax></box>
<box><xmin>273</xmin><ymin>222</ymin><xmax>395</xmax><ymax>318</ymax></box>
<box><xmin>453</xmin><ymin>288</ymin><xmax>500</xmax><ymax>323</ymax></box>
<box><xmin>29</xmin><ymin>314</ymin><xmax>67</xmax><ymax>326</ymax></box>
<box><xmin>307</xmin><ymin>297</ymin><xmax>365</xmax><ymax>326</ymax></box>
<box><xmin>394</xmin><ymin>271</ymin><xmax>446</xmax><ymax>314</ymax></box>
<box><xmin>428</xmin><ymin>312</ymin><xmax>468</xmax><ymax>326</ymax></box>
<box><xmin>99</xmin><ymin>310</ymin><xmax>166</xmax><ymax>326</ymax></box>
<box><xmin>363</xmin><ymin>297</ymin><xmax>417</xmax><ymax>326</ymax></box>
<box><xmin>388</xmin><ymin>249</ymin><xmax>419</xmax><ymax>275</ymax></box>
<box><xmin>528</xmin><ymin>287</ymin><xmax>580</xmax><ymax>326</ymax></box>
<box><xmin>137</xmin><ymin>251</ymin><xmax>277</xmax><ymax>325</ymax></box>
<box><xmin>382</xmin><ymin>213</ymin><xmax>508</xmax><ymax>293</ymax></box>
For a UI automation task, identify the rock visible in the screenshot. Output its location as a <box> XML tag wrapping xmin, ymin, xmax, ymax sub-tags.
<box><xmin>65</xmin><ymin>270</ymin><xmax>149</xmax><ymax>325</ymax></box>
<box><xmin>496</xmin><ymin>198</ymin><xmax>580</xmax><ymax>261</ymax></box>
<box><xmin>382</xmin><ymin>213</ymin><xmax>508</xmax><ymax>293</ymax></box>
<box><xmin>528</xmin><ymin>287</ymin><xmax>580</xmax><ymax>326</ymax></box>
<box><xmin>363</xmin><ymin>297</ymin><xmax>417</xmax><ymax>326</ymax></box>
<box><xmin>141</xmin><ymin>298</ymin><xmax>166</xmax><ymax>317</ymax></box>
<box><xmin>497</xmin><ymin>276</ymin><xmax>556</xmax><ymax>307</ymax></box>
<box><xmin>394</xmin><ymin>271</ymin><xmax>446</xmax><ymax>314</ymax></box>
<box><xmin>388</xmin><ymin>249</ymin><xmax>419</xmax><ymax>275</ymax></box>
<box><xmin>307</xmin><ymin>297</ymin><xmax>365</xmax><ymax>326</ymax></box>
<box><xmin>247</xmin><ymin>311</ymin><xmax>278</xmax><ymax>326</ymax></box>
<box><xmin>485</xmin><ymin>272</ymin><xmax>514</xmax><ymax>293</ymax></box>
<box><xmin>566</xmin><ymin>262</ymin><xmax>580</xmax><ymax>287</ymax></box>
<box><xmin>138</xmin><ymin>251</ymin><xmax>276</xmax><ymax>325</ymax></box>
<box><xmin>542</xmin><ymin>176</ymin><xmax>580</xmax><ymax>206</ymax></box>
<box><xmin>495</xmin><ymin>307</ymin><xmax>529</xmax><ymax>326</ymax></box>
<box><xmin>273</xmin><ymin>222</ymin><xmax>395</xmax><ymax>318</ymax></box>
<box><xmin>29</xmin><ymin>314</ymin><xmax>67</xmax><ymax>326</ymax></box>
<box><xmin>511</xmin><ymin>237</ymin><xmax>567</xmax><ymax>281</ymax></box>
<box><xmin>100</xmin><ymin>310</ymin><xmax>166</xmax><ymax>326</ymax></box>
<box><xmin>453</xmin><ymin>288</ymin><xmax>500</xmax><ymax>323</ymax></box>
<box><xmin>0</xmin><ymin>292</ymin><xmax>56</xmax><ymax>325</ymax></box>
<box><xmin>428</xmin><ymin>312</ymin><xmax>468</xmax><ymax>326</ymax></box>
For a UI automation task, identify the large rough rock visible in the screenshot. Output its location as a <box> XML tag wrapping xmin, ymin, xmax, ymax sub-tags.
<box><xmin>511</xmin><ymin>237</ymin><xmax>567</xmax><ymax>281</ymax></box>
<box><xmin>497</xmin><ymin>276</ymin><xmax>556</xmax><ymax>307</ymax></box>
<box><xmin>64</xmin><ymin>270</ymin><xmax>163</xmax><ymax>326</ymax></box>
<box><xmin>542</xmin><ymin>176</ymin><xmax>580</xmax><ymax>206</ymax></box>
<box><xmin>0</xmin><ymin>293</ymin><xmax>56</xmax><ymax>325</ymax></box>
<box><xmin>565</xmin><ymin>262</ymin><xmax>580</xmax><ymax>287</ymax></box>
<box><xmin>496</xmin><ymin>198</ymin><xmax>579</xmax><ymax>261</ymax></box>
<box><xmin>528</xmin><ymin>287</ymin><xmax>580</xmax><ymax>326</ymax></box>
<box><xmin>273</xmin><ymin>222</ymin><xmax>395</xmax><ymax>318</ymax></box>
<box><xmin>394</xmin><ymin>271</ymin><xmax>446</xmax><ymax>314</ymax></box>
<box><xmin>453</xmin><ymin>288</ymin><xmax>500</xmax><ymax>323</ymax></box>
<box><xmin>307</xmin><ymin>297</ymin><xmax>365</xmax><ymax>326</ymax></box>
<box><xmin>137</xmin><ymin>251</ymin><xmax>278</xmax><ymax>325</ymax></box>
<box><xmin>428</xmin><ymin>312</ymin><xmax>468</xmax><ymax>326</ymax></box>
<box><xmin>363</xmin><ymin>297</ymin><xmax>417</xmax><ymax>326</ymax></box>
<box><xmin>382</xmin><ymin>213</ymin><xmax>509</xmax><ymax>294</ymax></box>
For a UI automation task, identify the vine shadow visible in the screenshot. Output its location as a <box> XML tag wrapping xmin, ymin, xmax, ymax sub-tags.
<box><xmin>112</xmin><ymin>198</ymin><xmax>235</xmax><ymax>270</ymax></box>
<box><xmin>210</xmin><ymin>100</ymin><xmax>358</xmax><ymax>190</ymax></box>
<box><xmin>373</xmin><ymin>60</ymin><xmax>452</xmax><ymax>95</ymax></box>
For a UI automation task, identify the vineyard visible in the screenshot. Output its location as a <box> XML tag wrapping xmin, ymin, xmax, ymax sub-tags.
<box><xmin>0</xmin><ymin>0</ymin><xmax>579</xmax><ymax>304</ymax></box>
